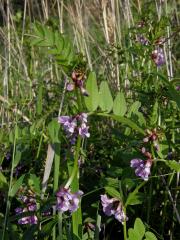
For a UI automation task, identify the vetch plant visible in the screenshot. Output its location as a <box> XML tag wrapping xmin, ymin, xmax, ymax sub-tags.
<box><xmin>56</xmin><ymin>187</ymin><xmax>83</xmax><ymax>213</ymax></box>
<box><xmin>1</xmin><ymin>2</ymin><xmax>180</xmax><ymax>240</ymax></box>
<box><xmin>15</xmin><ymin>195</ymin><xmax>38</xmax><ymax>225</ymax></box>
<box><xmin>58</xmin><ymin>113</ymin><xmax>90</xmax><ymax>144</ymax></box>
<box><xmin>151</xmin><ymin>48</ymin><xmax>165</xmax><ymax>67</ymax></box>
<box><xmin>130</xmin><ymin>158</ymin><xmax>152</xmax><ymax>181</ymax></box>
<box><xmin>101</xmin><ymin>194</ymin><xmax>127</xmax><ymax>224</ymax></box>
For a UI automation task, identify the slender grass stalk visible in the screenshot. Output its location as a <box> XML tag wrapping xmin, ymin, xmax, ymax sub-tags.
<box><xmin>52</xmin><ymin>206</ymin><xmax>57</xmax><ymax>240</ymax></box>
<box><xmin>36</xmin><ymin>124</ymin><xmax>45</xmax><ymax>159</ymax></box>
<box><xmin>2</xmin><ymin>122</ymin><xmax>17</xmax><ymax>240</ymax></box>
<box><xmin>123</xmin><ymin>208</ymin><xmax>127</xmax><ymax>240</ymax></box>
<box><xmin>53</xmin><ymin>143</ymin><xmax>62</xmax><ymax>240</ymax></box>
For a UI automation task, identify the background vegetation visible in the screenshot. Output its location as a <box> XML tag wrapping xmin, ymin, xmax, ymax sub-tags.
<box><xmin>0</xmin><ymin>0</ymin><xmax>180</xmax><ymax>239</ymax></box>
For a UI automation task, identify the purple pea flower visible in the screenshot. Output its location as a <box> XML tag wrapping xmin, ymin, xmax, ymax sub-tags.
<box><xmin>58</xmin><ymin>116</ymin><xmax>77</xmax><ymax>134</ymax></box>
<box><xmin>101</xmin><ymin>194</ymin><xmax>116</xmax><ymax>216</ymax></box>
<box><xmin>15</xmin><ymin>195</ymin><xmax>38</xmax><ymax>225</ymax></box>
<box><xmin>151</xmin><ymin>48</ymin><xmax>165</xmax><ymax>67</ymax></box>
<box><xmin>67</xmin><ymin>83</ymin><xmax>75</xmax><ymax>91</ymax></box>
<box><xmin>176</xmin><ymin>85</ymin><xmax>180</xmax><ymax>91</ymax></box>
<box><xmin>78</xmin><ymin>113</ymin><xmax>88</xmax><ymax>123</ymax></box>
<box><xmin>101</xmin><ymin>194</ymin><xmax>127</xmax><ymax>224</ymax></box>
<box><xmin>114</xmin><ymin>204</ymin><xmax>127</xmax><ymax>223</ymax></box>
<box><xmin>130</xmin><ymin>158</ymin><xmax>152</xmax><ymax>181</ymax></box>
<box><xmin>15</xmin><ymin>207</ymin><xmax>23</xmax><ymax>214</ymax></box>
<box><xmin>58</xmin><ymin>113</ymin><xmax>90</xmax><ymax>143</ymax></box>
<box><xmin>56</xmin><ymin>188</ymin><xmax>83</xmax><ymax>213</ymax></box>
<box><xmin>137</xmin><ymin>34</ymin><xmax>149</xmax><ymax>45</ymax></box>
<box><xmin>27</xmin><ymin>203</ymin><xmax>37</xmax><ymax>212</ymax></box>
<box><xmin>18</xmin><ymin>215</ymin><xmax>38</xmax><ymax>225</ymax></box>
<box><xmin>79</xmin><ymin>123</ymin><xmax>90</xmax><ymax>138</ymax></box>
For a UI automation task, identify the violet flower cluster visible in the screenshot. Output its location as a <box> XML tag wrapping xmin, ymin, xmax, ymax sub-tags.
<box><xmin>151</xmin><ymin>48</ymin><xmax>165</xmax><ymax>67</ymax></box>
<box><xmin>130</xmin><ymin>129</ymin><xmax>159</xmax><ymax>181</ymax></box>
<box><xmin>58</xmin><ymin>113</ymin><xmax>90</xmax><ymax>144</ymax></box>
<box><xmin>15</xmin><ymin>195</ymin><xmax>38</xmax><ymax>225</ymax></box>
<box><xmin>67</xmin><ymin>70</ymin><xmax>89</xmax><ymax>96</ymax></box>
<box><xmin>56</xmin><ymin>187</ymin><xmax>83</xmax><ymax>213</ymax></box>
<box><xmin>130</xmin><ymin>158</ymin><xmax>152</xmax><ymax>181</ymax></box>
<box><xmin>101</xmin><ymin>194</ymin><xmax>127</xmax><ymax>224</ymax></box>
<box><xmin>137</xmin><ymin>34</ymin><xmax>149</xmax><ymax>46</ymax></box>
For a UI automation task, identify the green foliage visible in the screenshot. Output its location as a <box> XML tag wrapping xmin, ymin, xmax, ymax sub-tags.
<box><xmin>150</xmin><ymin>101</ymin><xmax>158</xmax><ymax>126</ymax></box>
<box><xmin>98</xmin><ymin>81</ymin><xmax>113</xmax><ymax>112</ymax></box>
<box><xmin>165</xmin><ymin>160</ymin><xmax>180</xmax><ymax>172</ymax></box>
<box><xmin>10</xmin><ymin>175</ymin><xmax>25</xmax><ymax>197</ymax></box>
<box><xmin>113</xmin><ymin>92</ymin><xmax>127</xmax><ymax>116</ymax></box>
<box><xmin>105</xmin><ymin>186</ymin><xmax>122</xmax><ymax>200</ymax></box>
<box><xmin>128</xmin><ymin>218</ymin><xmax>157</xmax><ymax>240</ymax></box>
<box><xmin>134</xmin><ymin>218</ymin><xmax>145</xmax><ymax>238</ymax></box>
<box><xmin>13</xmin><ymin>150</ymin><xmax>22</xmax><ymax>169</ymax></box>
<box><xmin>84</xmin><ymin>72</ymin><xmax>99</xmax><ymax>111</ymax></box>
<box><xmin>47</xmin><ymin>119</ymin><xmax>60</xmax><ymax>143</ymax></box>
<box><xmin>0</xmin><ymin>1</ymin><xmax>180</xmax><ymax>240</ymax></box>
<box><xmin>144</xmin><ymin>232</ymin><xmax>158</xmax><ymax>240</ymax></box>
<box><xmin>126</xmin><ymin>192</ymin><xmax>144</xmax><ymax>206</ymax></box>
<box><xmin>31</xmin><ymin>23</ymin><xmax>76</xmax><ymax>68</ymax></box>
<box><xmin>0</xmin><ymin>172</ymin><xmax>8</xmax><ymax>190</ymax></box>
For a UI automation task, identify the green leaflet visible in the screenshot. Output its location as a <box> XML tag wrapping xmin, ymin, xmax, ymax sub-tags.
<box><xmin>150</xmin><ymin>100</ymin><xmax>158</xmax><ymax>126</ymax></box>
<box><xmin>145</xmin><ymin>232</ymin><xmax>157</xmax><ymax>240</ymax></box>
<box><xmin>165</xmin><ymin>160</ymin><xmax>180</xmax><ymax>172</ymax></box>
<box><xmin>128</xmin><ymin>101</ymin><xmax>146</xmax><ymax>126</ymax></box>
<box><xmin>105</xmin><ymin>186</ymin><xmax>122</xmax><ymax>200</ymax></box>
<box><xmin>134</xmin><ymin>218</ymin><xmax>145</xmax><ymax>239</ymax></box>
<box><xmin>128</xmin><ymin>101</ymin><xmax>141</xmax><ymax>116</ymax></box>
<box><xmin>113</xmin><ymin>92</ymin><xmax>127</xmax><ymax>116</ymax></box>
<box><xmin>10</xmin><ymin>175</ymin><xmax>25</xmax><ymax>197</ymax></box>
<box><xmin>31</xmin><ymin>23</ymin><xmax>75</xmax><ymax>68</ymax></box>
<box><xmin>128</xmin><ymin>228</ymin><xmax>141</xmax><ymax>240</ymax></box>
<box><xmin>85</xmin><ymin>72</ymin><xmax>99</xmax><ymax>111</ymax></box>
<box><xmin>29</xmin><ymin>174</ymin><xmax>41</xmax><ymax>194</ymax></box>
<box><xmin>47</xmin><ymin>119</ymin><xmax>60</xmax><ymax>143</ymax></box>
<box><xmin>97</xmin><ymin>113</ymin><xmax>145</xmax><ymax>135</ymax></box>
<box><xmin>99</xmin><ymin>81</ymin><xmax>113</xmax><ymax>112</ymax></box>
<box><xmin>0</xmin><ymin>172</ymin><xmax>8</xmax><ymax>190</ymax></box>
<box><xmin>13</xmin><ymin>150</ymin><xmax>22</xmax><ymax>169</ymax></box>
<box><xmin>128</xmin><ymin>218</ymin><xmax>157</xmax><ymax>240</ymax></box>
<box><xmin>125</xmin><ymin>192</ymin><xmax>144</xmax><ymax>206</ymax></box>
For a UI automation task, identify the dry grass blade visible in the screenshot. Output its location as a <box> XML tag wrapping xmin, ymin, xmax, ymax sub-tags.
<box><xmin>41</xmin><ymin>144</ymin><xmax>55</xmax><ymax>198</ymax></box>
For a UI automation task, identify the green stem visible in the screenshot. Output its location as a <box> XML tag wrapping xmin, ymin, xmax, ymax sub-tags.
<box><xmin>65</xmin><ymin>136</ymin><xmax>81</xmax><ymax>189</ymax></box>
<box><xmin>52</xmin><ymin>207</ymin><xmax>56</xmax><ymax>240</ymax></box>
<box><xmin>58</xmin><ymin>212</ymin><xmax>63</xmax><ymax>239</ymax></box>
<box><xmin>147</xmin><ymin>144</ymin><xmax>156</xmax><ymax>224</ymax></box>
<box><xmin>123</xmin><ymin>208</ymin><xmax>127</xmax><ymax>240</ymax></box>
<box><xmin>2</xmin><ymin>124</ymin><xmax>17</xmax><ymax>240</ymax></box>
<box><xmin>53</xmin><ymin>142</ymin><xmax>62</xmax><ymax>240</ymax></box>
<box><xmin>76</xmin><ymin>89</ymin><xmax>82</xmax><ymax>112</ymax></box>
<box><xmin>53</xmin><ymin>146</ymin><xmax>61</xmax><ymax>193</ymax></box>
<box><xmin>36</xmin><ymin>124</ymin><xmax>44</xmax><ymax>159</ymax></box>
